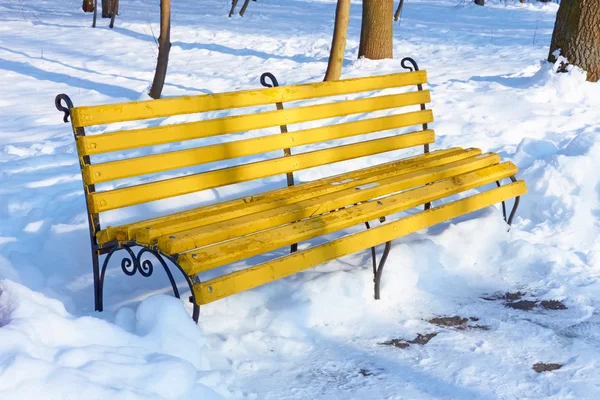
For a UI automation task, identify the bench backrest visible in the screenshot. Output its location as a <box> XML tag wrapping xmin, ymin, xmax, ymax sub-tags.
<box><xmin>67</xmin><ymin>69</ymin><xmax>434</xmax><ymax>237</ymax></box>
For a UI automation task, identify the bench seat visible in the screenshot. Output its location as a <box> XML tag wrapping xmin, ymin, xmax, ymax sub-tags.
<box><xmin>97</xmin><ymin>147</ymin><xmax>524</xmax><ymax>305</ymax></box>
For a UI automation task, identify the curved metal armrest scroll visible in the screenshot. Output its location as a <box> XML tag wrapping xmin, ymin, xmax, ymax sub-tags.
<box><xmin>55</xmin><ymin>94</ymin><xmax>74</xmax><ymax>123</ymax></box>
<box><xmin>260</xmin><ymin>72</ymin><xmax>280</xmax><ymax>88</ymax></box>
<box><xmin>400</xmin><ymin>57</ymin><xmax>420</xmax><ymax>72</ymax></box>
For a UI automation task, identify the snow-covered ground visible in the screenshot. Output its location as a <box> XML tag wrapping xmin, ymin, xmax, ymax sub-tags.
<box><xmin>1</xmin><ymin>0</ymin><xmax>600</xmax><ymax>398</ymax></box>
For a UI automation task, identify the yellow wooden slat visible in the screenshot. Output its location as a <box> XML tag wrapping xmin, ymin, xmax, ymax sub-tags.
<box><xmin>179</xmin><ymin>162</ymin><xmax>520</xmax><ymax>275</ymax></box>
<box><xmin>97</xmin><ymin>147</ymin><xmax>478</xmax><ymax>245</ymax></box>
<box><xmin>83</xmin><ymin>110</ymin><xmax>434</xmax><ymax>184</ymax></box>
<box><xmin>159</xmin><ymin>153</ymin><xmax>502</xmax><ymax>254</ymax></box>
<box><xmin>88</xmin><ymin>130</ymin><xmax>436</xmax><ymax>213</ymax></box>
<box><xmin>133</xmin><ymin>149</ymin><xmax>482</xmax><ymax>245</ymax></box>
<box><xmin>71</xmin><ymin>71</ymin><xmax>428</xmax><ymax>128</ymax></box>
<box><xmin>77</xmin><ymin>91</ymin><xmax>431</xmax><ymax>156</ymax></box>
<box><xmin>193</xmin><ymin>180</ymin><xmax>527</xmax><ymax>304</ymax></box>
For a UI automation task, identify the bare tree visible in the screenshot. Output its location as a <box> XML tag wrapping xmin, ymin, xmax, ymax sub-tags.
<box><xmin>149</xmin><ymin>0</ymin><xmax>171</xmax><ymax>99</ymax></box>
<box><xmin>239</xmin><ymin>0</ymin><xmax>252</xmax><ymax>17</ymax></box>
<box><xmin>230</xmin><ymin>0</ymin><xmax>257</xmax><ymax>17</ymax></box>
<box><xmin>324</xmin><ymin>0</ymin><xmax>351</xmax><ymax>81</ymax></box>
<box><xmin>359</xmin><ymin>0</ymin><xmax>394</xmax><ymax>60</ymax></box>
<box><xmin>394</xmin><ymin>0</ymin><xmax>405</xmax><ymax>22</ymax></box>
<box><xmin>229</xmin><ymin>0</ymin><xmax>239</xmax><ymax>17</ymax></box>
<box><xmin>549</xmin><ymin>0</ymin><xmax>600</xmax><ymax>82</ymax></box>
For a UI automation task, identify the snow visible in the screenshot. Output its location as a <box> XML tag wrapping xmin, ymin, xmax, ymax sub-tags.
<box><xmin>1</xmin><ymin>0</ymin><xmax>600</xmax><ymax>399</ymax></box>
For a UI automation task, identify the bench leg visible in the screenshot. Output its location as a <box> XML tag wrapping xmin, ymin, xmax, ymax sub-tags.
<box><xmin>365</xmin><ymin>221</ymin><xmax>378</xmax><ymax>276</ymax></box>
<box><xmin>496</xmin><ymin>176</ymin><xmax>521</xmax><ymax>227</ymax></box>
<box><xmin>259</xmin><ymin>72</ymin><xmax>297</xmax><ymax>255</ymax></box>
<box><xmin>187</xmin><ymin>275</ymin><xmax>201</xmax><ymax>323</ymax></box>
<box><xmin>97</xmin><ymin>244</ymin><xmax>200</xmax><ymax>322</ymax></box>
<box><xmin>365</xmin><ymin>221</ymin><xmax>393</xmax><ymax>300</ymax></box>
<box><xmin>374</xmin><ymin>241</ymin><xmax>392</xmax><ymax>300</ymax></box>
<box><xmin>92</xmin><ymin>249</ymin><xmax>102</xmax><ymax>311</ymax></box>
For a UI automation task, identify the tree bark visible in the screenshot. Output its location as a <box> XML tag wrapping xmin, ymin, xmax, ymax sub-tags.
<box><xmin>394</xmin><ymin>0</ymin><xmax>405</xmax><ymax>22</ymax></box>
<box><xmin>239</xmin><ymin>0</ymin><xmax>252</xmax><ymax>16</ymax></box>
<box><xmin>548</xmin><ymin>0</ymin><xmax>600</xmax><ymax>82</ymax></box>
<box><xmin>324</xmin><ymin>0</ymin><xmax>351</xmax><ymax>81</ymax></box>
<box><xmin>359</xmin><ymin>0</ymin><xmax>394</xmax><ymax>60</ymax></box>
<box><xmin>474</xmin><ymin>0</ymin><xmax>485</xmax><ymax>6</ymax></box>
<box><xmin>149</xmin><ymin>0</ymin><xmax>171</xmax><ymax>99</ymax></box>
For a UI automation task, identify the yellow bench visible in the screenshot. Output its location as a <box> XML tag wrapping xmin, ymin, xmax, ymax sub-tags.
<box><xmin>55</xmin><ymin>57</ymin><xmax>526</xmax><ymax>322</ymax></box>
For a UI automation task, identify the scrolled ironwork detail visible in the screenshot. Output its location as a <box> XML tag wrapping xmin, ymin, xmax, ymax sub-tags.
<box><xmin>104</xmin><ymin>246</ymin><xmax>172</xmax><ymax>280</ymax></box>
<box><xmin>96</xmin><ymin>244</ymin><xmax>199</xmax><ymax>321</ymax></box>
<box><xmin>118</xmin><ymin>245</ymin><xmax>146</xmax><ymax>276</ymax></box>
<box><xmin>400</xmin><ymin>57</ymin><xmax>420</xmax><ymax>72</ymax></box>
<box><xmin>55</xmin><ymin>94</ymin><xmax>74</xmax><ymax>123</ymax></box>
<box><xmin>260</xmin><ymin>72</ymin><xmax>280</xmax><ymax>88</ymax></box>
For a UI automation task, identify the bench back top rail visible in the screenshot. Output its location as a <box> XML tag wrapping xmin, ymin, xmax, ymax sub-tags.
<box><xmin>62</xmin><ymin>68</ymin><xmax>434</xmax><ymax>231</ymax></box>
<box><xmin>70</xmin><ymin>70</ymin><xmax>428</xmax><ymax>127</ymax></box>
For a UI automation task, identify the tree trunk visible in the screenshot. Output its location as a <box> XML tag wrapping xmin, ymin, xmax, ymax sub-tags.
<box><xmin>474</xmin><ymin>0</ymin><xmax>485</xmax><ymax>6</ymax></box>
<box><xmin>102</xmin><ymin>0</ymin><xmax>116</xmax><ymax>18</ymax></box>
<box><xmin>239</xmin><ymin>0</ymin><xmax>252</xmax><ymax>16</ymax></box>
<box><xmin>229</xmin><ymin>0</ymin><xmax>239</xmax><ymax>17</ymax></box>
<box><xmin>394</xmin><ymin>0</ymin><xmax>405</xmax><ymax>22</ymax></box>
<box><xmin>149</xmin><ymin>0</ymin><xmax>171</xmax><ymax>99</ymax></box>
<box><xmin>548</xmin><ymin>0</ymin><xmax>600</xmax><ymax>82</ymax></box>
<box><xmin>359</xmin><ymin>0</ymin><xmax>393</xmax><ymax>60</ymax></box>
<box><xmin>109</xmin><ymin>0</ymin><xmax>118</xmax><ymax>28</ymax></box>
<box><xmin>324</xmin><ymin>0</ymin><xmax>351</xmax><ymax>81</ymax></box>
<box><xmin>82</xmin><ymin>0</ymin><xmax>94</xmax><ymax>13</ymax></box>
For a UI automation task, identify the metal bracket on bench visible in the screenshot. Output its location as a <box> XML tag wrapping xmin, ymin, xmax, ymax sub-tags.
<box><xmin>98</xmin><ymin>243</ymin><xmax>200</xmax><ymax>322</ymax></box>
<box><xmin>365</xmin><ymin>219</ymin><xmax>392</xmax><ymax>300</ymax></box>
<box><xmin>496</xmin><ymin>176</ymin><xmax>521</xmax><ymax>227</ymax></box>
<box><xmin>260</xmin><ymin>72</ymin><xmax>298</xmax><ymax>253</ymax></box>
<box><xmin>401</xmin><ymin>57</ymin><xmax>431</xmax><ymax>211</ymax></box>
<box><xmin>55</xmin><ymin>94</ymin><xmax>74</xmax><ymax>123</ymax></box>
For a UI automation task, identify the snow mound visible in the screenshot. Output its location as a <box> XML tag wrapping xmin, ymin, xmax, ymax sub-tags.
<box><xmin>0</xmin><ymin>281</ymin><xmax>226</xmax><ymax>400</ymax></box>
